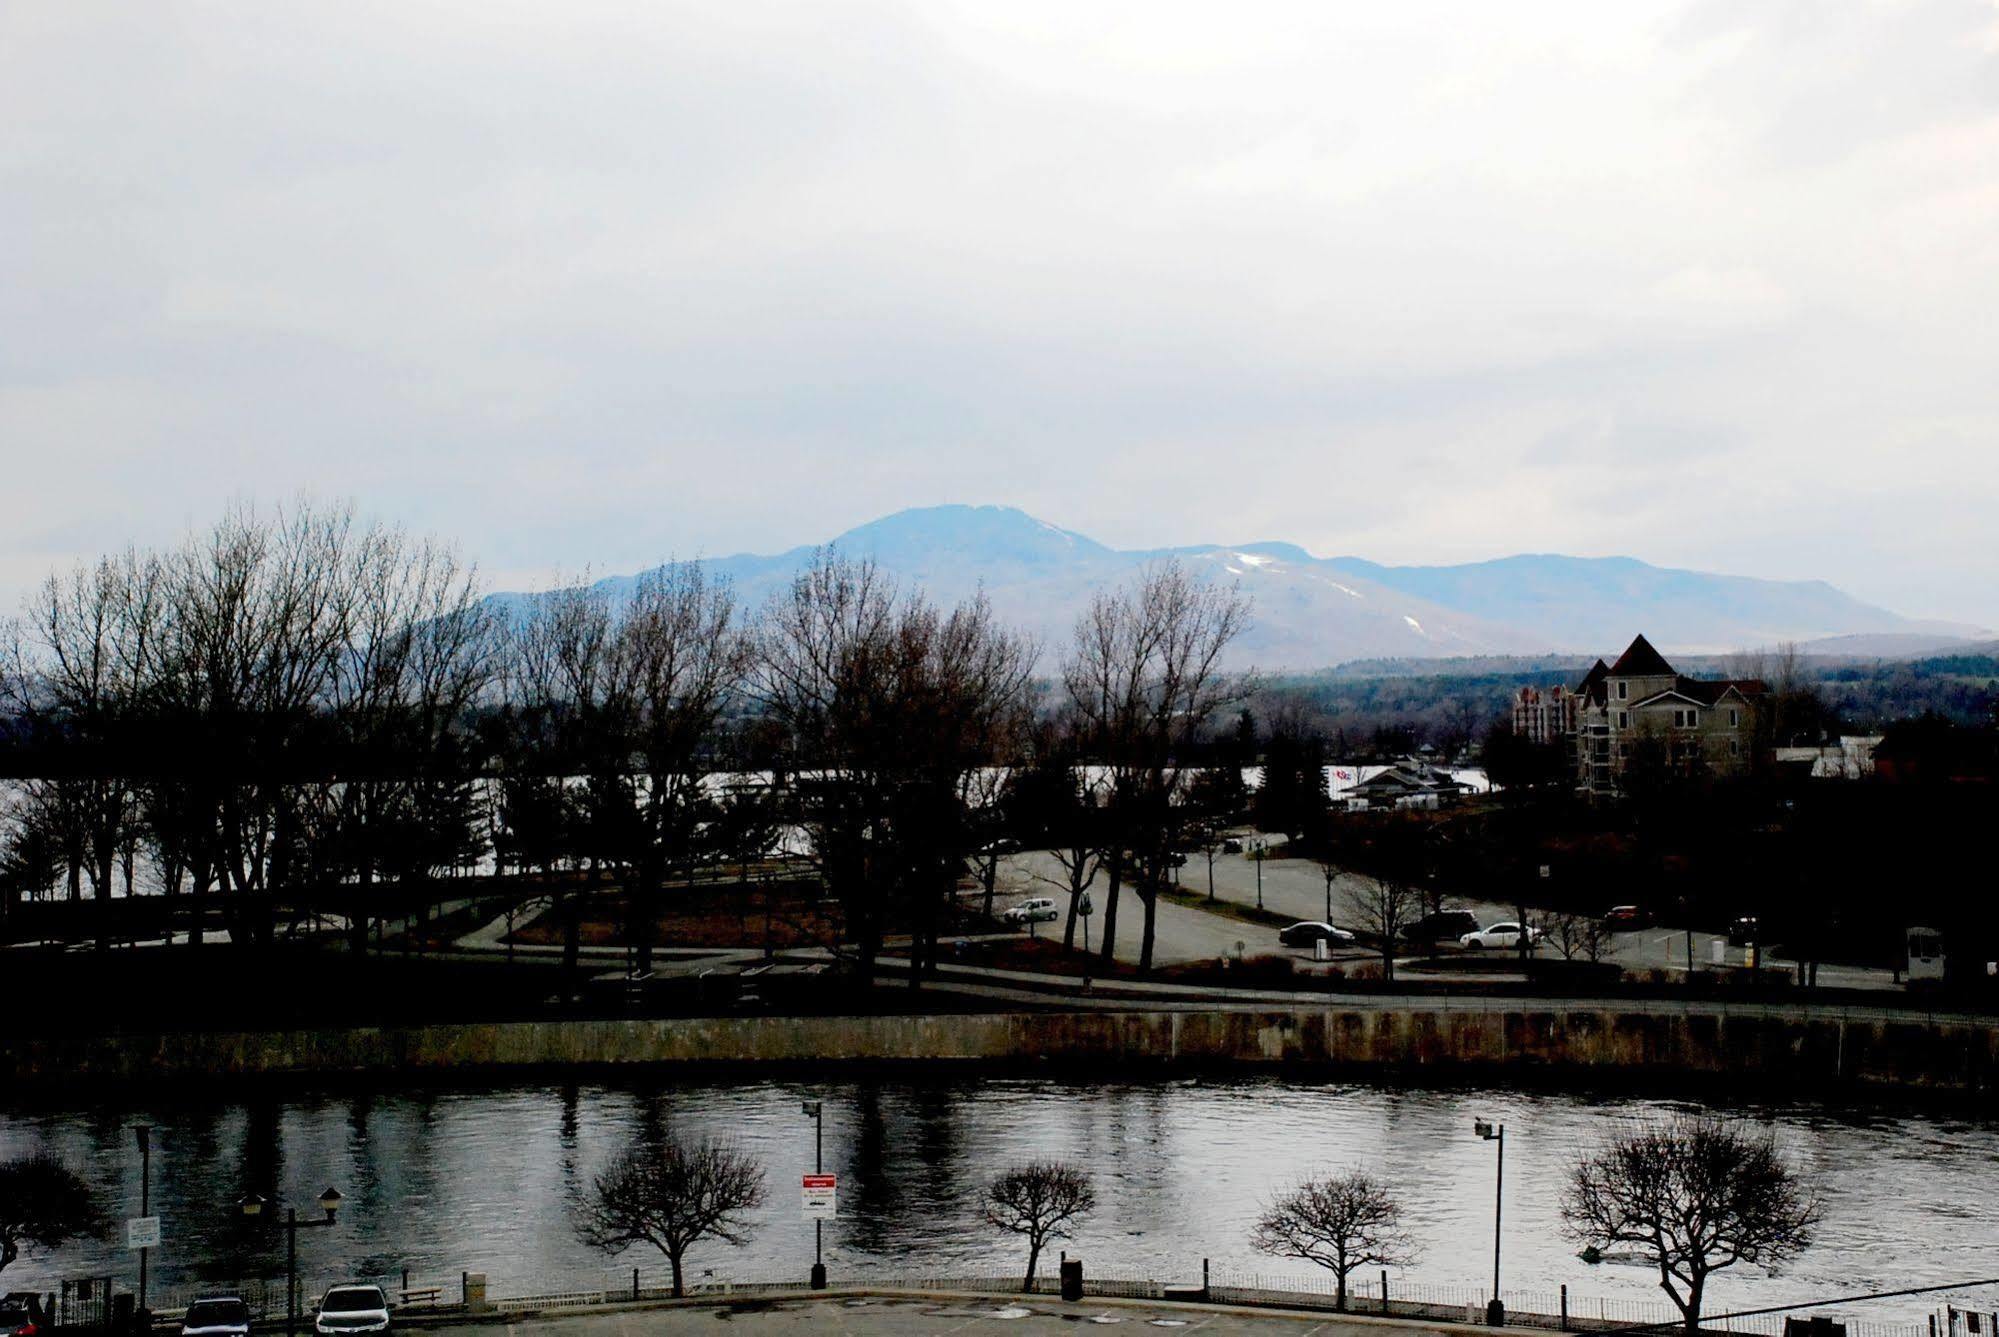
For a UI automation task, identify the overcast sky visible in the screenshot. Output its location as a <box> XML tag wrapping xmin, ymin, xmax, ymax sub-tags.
<box><xmin>4</xmin><ymin>1</ymin><xmax>1997</xmax><ymax>625</ymax></box>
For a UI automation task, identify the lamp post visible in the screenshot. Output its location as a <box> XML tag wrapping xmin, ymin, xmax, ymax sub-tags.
<box><xmin>801</xmin><ymin>1102</ymin><xmax>826</xmax><ymax>1290</ymax></box>
<box><xmin>1474</xmin><ymin>1119</ymin><xmax>1504</xmax><ymax>1326</ymax></box>
<box><xmin>132</xmin><ymin>1126</ymin><xmax>152</xmax><ymax>1315</ymax></box>
<box><xmin>240</xmin><ymin>1186</ymin><xmax>343</xmax><ymax>1337</ymax></box>
<box><xmin>1251</xmin><ymin>840</ymin><xmax>1266</xmax><ymax>910</ymax></box>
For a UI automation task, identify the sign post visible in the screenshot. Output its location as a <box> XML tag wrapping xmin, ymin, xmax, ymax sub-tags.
<box><xmin>801</xmin><ymin>1102</ymin><xmax>830</xmax><ymax>1290</ymax></box>
<box><xmin>125</xmin><ymin>1217</ymin><xmax>162</xmax><ymax>1250</ymax></box>
<box><xmin>801</xmin><ymin>1174</ymin><xmax>837</xmax><ymax>1219</ymax></box>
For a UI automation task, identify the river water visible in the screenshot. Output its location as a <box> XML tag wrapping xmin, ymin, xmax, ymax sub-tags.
<box><xmin>5</xmin><ymin>1076</ymin><xmax>1997</xmax><ymax>1324</ymax></box>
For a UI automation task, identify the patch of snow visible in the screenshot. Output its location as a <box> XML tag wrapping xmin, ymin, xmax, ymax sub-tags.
<box><xmin>1236</xmin><ymin>552</ymin><xmax>1273</xmax><ymax>568</ymax></box>
<box><xmin>1223</xmin><ymin>564</ymin><xmax>1245</xmax><ymax>574</ymax></box>
<box><xmin>1404</xmin><ymin>615</ymin><xmax>1425</xmax><ymax>634</ymax></box>
<box><xmin>1307</xmin><ymin>572</ymin><xmax>1364</xmax><ymax>598</ymax></box>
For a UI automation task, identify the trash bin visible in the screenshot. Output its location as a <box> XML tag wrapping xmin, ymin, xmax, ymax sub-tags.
<box><xmin>1060</xmin><ymin>1258</ymin><xmax>1084</xmax><ymax>1303</ymax></box>
<box><xmin>1314</xmin><ymin>938</ymin><xmax>1328</xmax><ymax>962</ymax></box>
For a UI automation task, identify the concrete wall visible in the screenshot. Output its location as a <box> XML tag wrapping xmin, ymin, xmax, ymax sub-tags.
<box><xmin>9</xmin><ymin>1005</ymin><xmax>1999</xmax><ymax>1090</ymax></box>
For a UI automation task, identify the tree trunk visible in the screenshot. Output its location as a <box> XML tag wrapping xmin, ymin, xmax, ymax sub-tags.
<box><xmin>1138</xmin><ymin>887</ymin><xmax>1157</xmax><ymax>973</ymax></box>
<box><xmin>669</xmin><ymin>1251</ymin><xmax>684</xmax><ymax>1299</ymax></box>
<box><xmin>349</xmin><ymin>865</ymin><xmax>373</xmax><ymax>956</ymax></box>
<box><xmin>633</xmin><ymin>851</ymin><xmax>660</xmax><ymax>978</ymax></box>
<box><xmin>1023</xmin><ymin>1241</ymin><xmax>1041</xmax><ymax>1293</ymax></box>
<box><xmin>1097</xmin><ymin>852</ymin><xmax>1123</xmax><ymax>963</ymax></box>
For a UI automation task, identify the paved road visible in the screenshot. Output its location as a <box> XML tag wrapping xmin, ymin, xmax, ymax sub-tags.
<box><xmin>427</xmin><ymin>1296</ymin><xmax>1458</xmax><ymax>1335</ymax></box>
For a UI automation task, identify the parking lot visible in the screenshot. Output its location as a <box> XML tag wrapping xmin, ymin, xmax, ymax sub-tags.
<box><xmin>426</xmin><ymin>1295</ymin><xmax>1467</xmax><ymax>1336</ymax></box>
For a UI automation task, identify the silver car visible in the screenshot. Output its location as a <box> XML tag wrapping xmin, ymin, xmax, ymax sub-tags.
<box><xmin>181</xmin><ymin>1297</ymin><xmax>250</xmax><ymax>1337</ymax></box>
<box><xmin>314</xmin><ymin>1287</ymin><xmax>389</xmax><ymax>1336</ymax></box>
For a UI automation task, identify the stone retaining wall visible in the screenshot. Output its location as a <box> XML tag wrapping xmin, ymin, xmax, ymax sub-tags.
<box><xmin>9</xmin><ymin>1004</ymin><xmax>1999</xmax><ymax>1089</ymax></box>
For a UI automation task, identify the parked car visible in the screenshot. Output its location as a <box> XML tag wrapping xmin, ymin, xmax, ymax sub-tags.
<box><xmin>1279</xmin><ymin>921</ymin><xmax>1356</xmax><ymax>948</ymax></box>
<box><xmin>313</xmin><ymin>1287</ymin><xmax>390</xmax><ymax>1336</ymax></box>
<box><xmin>1727</xmin><ymin>916</ymin><xmax>1760</xmax><ymax>947</ymax></box>
<box><xmin>181</xmin><ymin>1297</ymin><xmax>250</xmax><ymax>1337</ymax></box>
<box><xmin>1001</xmin><ymin>897</ymin><xmax>1060</xmax><ymax>926</ymax></box>
<box><xmin>1221</xmin><ymin>838</ymin><xmax>1243</xmax><ymax>854</ymax></box>
<box><xmin>1403</xmin><ymin>910</ymin><xmax>1478</xmax><ymax>943</ymax></box>
<box><xmin>1603</xmin><ymin>905</ymin><xmax>1649</xmax><ymax>930</ymax></box>
<box><xmin>1</xmin><ymin>1298</ymin><xmax>41</xmax><ymax>1337</ymax></box>
<box><xmin>1459</xmin><ymin>921</ymin><xmax>1544</xmax><ymax>950</ymax></box>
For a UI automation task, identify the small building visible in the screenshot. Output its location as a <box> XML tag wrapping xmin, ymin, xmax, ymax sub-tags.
<box><xmin>1343</xmin><ymin>757</ymin><xmax>1469</xmax><ymax>810</ymax></box>
<box><xmin>1773</xmin><ymin>735</ymin><xmax>1882</xmax><ymax>780</ymax></box>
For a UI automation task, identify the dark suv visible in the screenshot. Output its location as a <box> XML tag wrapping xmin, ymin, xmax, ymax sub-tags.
<box><xmin>1404</xmin><ymin>910</ymin><xmax>1478</xmax><ymax>944</ymax></box>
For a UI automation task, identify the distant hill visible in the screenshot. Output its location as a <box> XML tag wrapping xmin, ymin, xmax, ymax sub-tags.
<box><xmin>490</xmin><ymin>505</ymin><xmax>1988</xmax><ymax>670</ymax></box>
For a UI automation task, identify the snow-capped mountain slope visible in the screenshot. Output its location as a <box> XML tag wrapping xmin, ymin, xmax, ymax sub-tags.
<box><xmin>490</xmin><ymin>505</ymin><xmax>1982</xmax><ymax>669</ymax></box>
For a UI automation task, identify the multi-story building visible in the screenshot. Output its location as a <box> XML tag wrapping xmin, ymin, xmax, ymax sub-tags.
<box><xmin>1515</xmin><ymin>634</ymin><xmax>1764</xmax><ymax>793</ymax></box>
<box><xmin>1511</xmin><ymin>684</ymin><xmax>1577</xmax><ymax>743</ymax></box>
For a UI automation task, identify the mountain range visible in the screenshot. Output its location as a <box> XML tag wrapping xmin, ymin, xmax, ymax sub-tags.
<box><xmin>496</xmin><ymin>505</ymin><xmax>1987</xmax><ymax>670</ymax></box>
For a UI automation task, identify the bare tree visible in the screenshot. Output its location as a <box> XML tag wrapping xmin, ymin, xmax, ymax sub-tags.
<box><xmin>752</xmin><ymin>552</ymin><xmax>1035</xmax><ymax>986</ymax></box>
<box><xmin>607</xmin><ymin>563</ymin><xmax>747</xmax><ymax>977</ymax></box>
<box><xmin>501</xmin><ymin>576</ymin><xmax>619</xmax><ymax>991</ymax></box>
<box><xmin>1547</xmin><ymin>911</ymin><xmax>1613</xmax><ymax>964</ymax></box>
<box><xmin>3</xmin><ymin>549</ymin><xmax>169</xmax><ymax>948</ymax></box>
<box><xmin>1063</xmin><ymin>560</ymin><xmax>1252</xmax><ymax>971</ymax></box>
<box><xmin>1561</xmin><ymin>1116</ymin><xmax>1822</xmax><ymax>1335</ymax></box>
<box><xmin>0</xmin><ymin>1155</ymin><xmax>104</xmax><ymax>1279</ymax></box>
<box><xmin>575</xmin><ymin>1135</ymin><xmax>767</xmax><ymax>1298</ymax></box>
<box><xmin>1251</xmin><ymin>1168</ymin><xmax>1416</xmax><ymax>1311</ymax></box>
<box><xmin>309</xmin><ymin>525</ymin><xmax>494</xmax><ymax>954</ymax></box>
<box><xmin>982</xmin><ymin>1161</ymin><xmax>1096</xmax><ymax>1292</ymax></box>
<box><xmin>1341</xmin><ymin>872</ymin><xmax>1419</xmax><ymax>981</ymax></box>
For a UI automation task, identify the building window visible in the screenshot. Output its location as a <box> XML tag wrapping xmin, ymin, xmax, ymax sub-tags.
<box><xmin>1617</xmin><ymin>681</ymin><xmax>1628</xmax><ymax>700</ymax></box>
<box><xmin>1729</xmin><ymin>709</ymin><xmax>1739</xmax><ymax>728</ymax></box>
<box><xmin>1729</xmin><ymin>739</ymin><xmax>1739</xmax><ymax>756</ymax></box>
<box><xmin>1616</xmin><ymin>711</ymin><xmax>1628</xmax><ymax>729</ymax></box>
<box><xmin>1673</xmin><ymin>708</ymin><xmax>1699</xmax><ymax>728</ymax></box>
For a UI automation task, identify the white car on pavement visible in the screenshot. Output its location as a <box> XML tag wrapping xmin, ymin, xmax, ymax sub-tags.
<box><xmin>1001</xmin><ymin>897</ymin><xmax>1060</xmax><ymax>926</ymax></box>
<box><xmin>313</xmin><ymin>1287</ymin><xmax>390</xmax><ymax>1336</ymax></box>
<box><xmin>1459</xmin><ymin>921</ymin><xmax>1544</xmax><ymax>950</ymax></box>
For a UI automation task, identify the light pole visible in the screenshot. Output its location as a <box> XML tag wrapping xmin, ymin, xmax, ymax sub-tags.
<box><xmin>1251</xmin><ymin>840</ymin><xmax>1266</xmax><ymax>910</ymax></box>
<box><xmin>133</xmin><ymin>1126</ymin><xmax>152</xmax><ymax>1315</ymax></box>
<box><xmin>801</xmin><ymin>1102</ymin><xmax>826</xmax><ymax>1290</ymax></box>
<box><xmin>1474</xmin><ymin>1119</ymin><xmax>1504</xmax><ymax>1326</ymax></box>
<box><xmin>240</xmin><ymin>1186</ymin><xmax>343</xmax><ymax>1337</ymax></box>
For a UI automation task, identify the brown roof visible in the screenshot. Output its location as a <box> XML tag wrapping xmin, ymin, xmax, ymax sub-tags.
<box><xmin>1608</xmin><ymin>634</ymin><xmax>1675</xmax><ymax>678</ymax></box>
<box><xmin>1573</xmin><ymin>659</ymin><xmax>1610</xmax><ymax>704</ymax></box>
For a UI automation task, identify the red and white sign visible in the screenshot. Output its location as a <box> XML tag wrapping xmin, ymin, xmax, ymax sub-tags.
<box><xmin>801</xmin><ymin>1173</ymin><xmax>837</xmax><ymax>1220</ymax></box>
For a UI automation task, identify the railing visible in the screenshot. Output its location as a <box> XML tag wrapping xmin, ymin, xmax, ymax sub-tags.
<box><xmin>136</xmin><ymin>1266</ymin><xmax>1935</xmax><ymax>1337</ymax></box>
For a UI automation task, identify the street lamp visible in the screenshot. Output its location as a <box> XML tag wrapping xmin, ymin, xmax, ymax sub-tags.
<box><xmin>1473</xmin><ymin>1119</ymin><xmax>1504</xmax><ymax>1327</ymax></box>
<box><xmin>240</xmin><ymin>1187</ymin><xmax>343</xmax><ymax>1337</ymax></box>
<box><xmin>132</xmin><ymin>1127</ymin><xmax>153</xmax><ymax>1315</ymax></box>
<box><xmin>801</xmin><ymin>1102</ymin><xmax>826</xmax><ymax>1291</ymax></box>
<box><xmin>1250</xmin><ymin>840</ymin><xmax>1266</xmax><ymax>910</ymax></box>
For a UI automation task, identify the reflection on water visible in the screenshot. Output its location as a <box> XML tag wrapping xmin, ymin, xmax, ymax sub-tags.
<box><xmin>5</xmin><ymin>1076</ymin><xmax>1998</xmax><ymax>1322</ymax></box>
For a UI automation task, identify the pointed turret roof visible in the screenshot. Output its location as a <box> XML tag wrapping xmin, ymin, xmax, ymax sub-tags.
<box><xmin>1574</xmin><ymin>658</ymin><xmax>1610</xmax><ymax>703</ymax></box>
<box><xmin>1608</xmin><ymin>634</ymin><xmax>1674</xmax><ymax>678</ymax></box>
